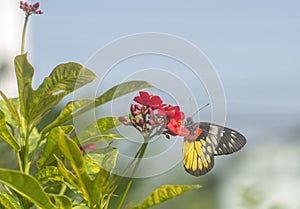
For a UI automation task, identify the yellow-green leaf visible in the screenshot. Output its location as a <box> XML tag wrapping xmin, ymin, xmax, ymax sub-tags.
<box><xmin>132</xmin><ymin>184</ymin><xmax>201</xmax><ymax>209</ymax></box>
<box><xmin>29</xmin><ymin>62</ymin><xmax>96</xmax><ymax>120</ymax></box>
<box><xmin>0</xmin><ymin>169</ymin><xmax>57</xmax><ymax>209</ymax></box>
<box><xmin>35</xmin><ymin>166</ymin><xmax>64</xmax><ymax>185</ymax></box>
<box><xmin>28</xmin><ymin>127</ymin><xmax>42</xmax><ymax>159</ymax></box>
<box><xmin>0</xmin><ymin>91</ymin><xmax>20</xmax><ymax>125</ymax></box>
<box><xmin>14</xmin><ymin>54</ymin><xmax>96</xmax><ymax>121</ymax></box>
<box><xmin>57</xmin><ymin>136</ymin><xmax>93</xmax><ymax>201</ymax></box>
<box><xmin>0</xmin><ymin>110</ymin><xmax>20</xmax><ymax>151</ymax></box>
<box><xmin>0</xmin><ymin>97</ymin><xmax>20</xmax><ymax>127</ymax></box>
<box><xmin>0</xmin><ymin>190</ymin><xmax>22</xmax><ymax>209</ymax></box>
<box><xmin>14</xmin><ymin>54</ymin><xmax>34</xmax><ymax>120</ymax></box>
<box><xmin>77</xmin><ymin>116</ymin><xmax>124</xmax><ymax>144</ymax></box>
<box><xmin>41</xmin><ymin>99</ymin><xmax>93</xmax><ymax>135</ymax></box>
<box><xmin>94</xmin><ymin>80</ymin><xmax>154</xmax><ymax>107</ymax></box>
<box><xmin>50</xmin><ymin>194</ymin><xmax>72</xmax><ymax>209</ymax></box>
<box><xmin>55</xmin><ymin>157</ymin><xmax>80</xmax><ymax>190</ymax></box>
<box><xmin>84</xmin><ymin>147</ymin><xmax>118</xmax><ymax>175</ymax></box>
<box><xmin>37</xmin><ymin>125</ymin><xmax>73</xmax><ymax>168</ymax></box>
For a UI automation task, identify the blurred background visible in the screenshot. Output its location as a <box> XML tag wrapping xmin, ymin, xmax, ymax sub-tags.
<box><xmin>1</xmin><ymin>0</ymin><xmax>300</xmax><ymax>208</ymax></box>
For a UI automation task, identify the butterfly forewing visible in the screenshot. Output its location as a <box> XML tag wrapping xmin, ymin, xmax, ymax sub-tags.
<box><xmin>182</xmin><ymin>121</ymin><xmax>246</xmax><ymax>176</ymax></box>
<box><xmin>198</xmin><ymin>122</ymin><xmax>247</xmax><ymax>155</ymax></box>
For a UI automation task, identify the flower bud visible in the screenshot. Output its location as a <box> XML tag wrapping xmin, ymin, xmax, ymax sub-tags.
<box><xmin>119</xmin><ymin>116</ymin><xmax>129</xmax><ymax>125</ymax></box>
<box><xmin>139</xmin><ymin>118</ymin><xmax>144</xmax><ymax>125</ymax></box>
<box><xmin>148</xmin><ymin>119</ymin><xmax>155</xmax><ymax>125</ymax></box>
<box><xmin>135</xmin><ymin>104</ymin><xmax>141</xmax><ymax>110</ymax></box>
<box><xmin>33</xmin><ymin>2</ymin><xmax>40</xmax><ymax>9</ymax></box>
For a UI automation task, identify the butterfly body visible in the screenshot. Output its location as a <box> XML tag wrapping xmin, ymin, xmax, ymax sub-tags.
<box><xmin>183</xmin><ymin>118</ymin><xmax>246</xmax><ymax>176</ymax></box>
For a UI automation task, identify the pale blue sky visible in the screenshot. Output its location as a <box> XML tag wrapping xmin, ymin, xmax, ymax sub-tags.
<box><xmin>28</xmin><ymin>0</ymin><xmax>300</xmax><ymax>141</ymax></box>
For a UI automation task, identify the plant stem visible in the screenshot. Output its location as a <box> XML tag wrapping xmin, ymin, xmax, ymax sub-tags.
<box><xmin>19</xmin><ymin>116</ymin><xmax>31</xmax><ymax>174</ymax></box>
<box><xmin>116</xmin><ymin>141</ymin><xmax>148</xmax><ymax>209</ymax></box>
<box><xmin>24</xmin><ymin>121</ymin><xmax>32</xmax><ymax>174</ymax></box>
<box><xmin>16</xmin><ymin>152</ymin><xmax>24</xmax><ymax>173</ymax></box>
<box><xmin>21</xmin><ymin>15</ymin><xmax>29</xmax><ymax>54</ymax></box>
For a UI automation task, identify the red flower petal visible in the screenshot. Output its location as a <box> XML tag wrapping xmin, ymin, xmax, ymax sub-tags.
<box><xmin>166</xmin><ymin>122</ymin><xmax>178</xmax><ymax>135</ymax></box>
<box><xmin>139</xmin><ymin>91</ymin><xmax>150</xmax><ymax>100</ymax></box>
<box><xmin>149</xmin><ymin>95</ymin><xmax>163</xmax><ymax>108</ymax></box>
<box><xmin>134</xmin><ymin>91</ymin><xmax>163</xmax><ymax>109</ymax></box>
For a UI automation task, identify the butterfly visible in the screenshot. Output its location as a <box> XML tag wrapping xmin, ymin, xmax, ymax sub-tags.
<box><xmin>182</xmin><ymin>117</ymin><xmax>246</xmax><ymax>176</ymax></box>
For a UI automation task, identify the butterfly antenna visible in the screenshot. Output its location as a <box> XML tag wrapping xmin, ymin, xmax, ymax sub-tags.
<box><xmin>191</xmin><ymin>103</ymin><xmax>210</xmax><ymax>118</ymax></box>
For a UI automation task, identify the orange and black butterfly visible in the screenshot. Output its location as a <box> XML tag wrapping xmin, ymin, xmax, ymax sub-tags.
<box><xmin>182</xmin><ymin>117</ymin><xmax>246</xmax><ymax>176</ymax></box>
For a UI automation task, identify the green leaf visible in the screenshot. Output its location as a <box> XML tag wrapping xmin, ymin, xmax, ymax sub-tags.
<box><xmin>85</xmin><ymin>147</ymin><xmax>118</xmax><ymax>174</ymax></box>
<box><xmin>37</xmin><ymin>126</ymin><xmax>74</xmax><ymax>168</ymax></box>
<box><xmin>42</xmin><ymin>80</ymin><xmax>154</xmax><ymax>135</ymax></box>
<box><xmin>29</xmin><ymin>62</ymin><xmax>96</xmax><ymax>120</ymax></box>
<box><xmin>50</xmin><ymin>194</ymin><xmax>72</xmax><ymax>209</ymax></box>
<box><xmin>28</xmin><ymin>127</ymin><xmax>42</xmax><ymax>159</ymax></box>
<box><xmin>35</xmin><ymin>166</ymin><xmax>64</xmax><ymax>185</ymax></box>
<box><xmin>77</xmin><ymin>116</ymin><xmax>124</xmax><ymax>144</ymax></box>
<box><xmin>0</xmin><ymin>190</ymin><xmax>22</xmax><ymax>209</ymax></box>
<box><xmin>94</xmin><ymin>80</ymin><xmax>154</xmax><ymax>107</ymax></box>
<box><xmin>57</xmin><ymin>136</ymin><xmax>111</xmax><ymax>207</ymax></box>
<box><xmin>131</xmin><ymin>184</ymin><xmax>201</xmax><ymax>209</ymax></box>
<box><xmin>57</xmin><ymin>135</ymin><xmax>93</xmax><ymax>202</ymax></box>
<box><xmin>41</xmin><ymin>99</ymin><xmax>93</xmax><ymax>135</ymax></box>
<box><xmin>0</xmin><ymin>91</ymin><xmax>20</xmax><ymax>125</ymax></box>
<box><xmin>14</xmin><ymin>54</ymin><xmax>34</xmax><ymax>120</ymax></box>
<box><xmin>55</xmin><ymin>157</ymin><xmax>80</xmax><ymax>189</ymax></box>
<box><xmin>0</xmin><ymin>110</ymin><xmax>20</xmax><ymax>151</ymax></box>
<box><xmin>0</xmin><ymin>169</ymin><xmax>57</xmax><ymax>209</ymax></box>
<box><xmin>80</xmin><ymin>134</ymin><xmax>124</xmax><ymax>145</ymax></box>
<box><xmin>14</xmin><ymin>54</ymin><xmax>96</xmax><ymax>121</ymax></box>
<box><xmin>0</xmin><ymin>98</ymin><xmax>20</xmax><ymax>128</ymax></box>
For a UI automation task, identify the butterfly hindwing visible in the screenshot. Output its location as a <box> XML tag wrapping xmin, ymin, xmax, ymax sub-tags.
<box><xmin>183</xmin><ymin>138</ymin><xmax>215</xmax><ymax>176</ymax></box>
<box><xmin>183</xmin><ymin>120</ymin><xmax>246</xmax><ymax>176</ymax></box>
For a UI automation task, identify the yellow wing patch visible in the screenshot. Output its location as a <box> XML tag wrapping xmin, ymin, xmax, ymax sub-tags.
<box><xmin>182</xmin><ymin>138</ymin><xmax>215</xmax><ymax>176</ymax></box>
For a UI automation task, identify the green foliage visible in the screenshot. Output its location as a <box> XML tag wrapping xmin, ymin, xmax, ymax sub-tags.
<box><xmin>77</xmin><ymin>116</ymin><xmax>124</xmax><ymax>144</ymax></box>
<box><xmin>132</xmin><ymin>184</ymin><xmax>201</xmax><ymax>209</ymax></box>
<box><xmin>14</xmin><ymin>54</ymin><xmax>96</xmax><ymax>122</ymax></box>
<box><xmin>0</xmin><ymin>169</ymin><xmax>56</xmax><ymax>209</ymax></box>
<box><xmin>0</xmin><ymin>110</ymin><xmax>20</xmax><ymax>151</ymax></box>
<box><xmin>50</xmin><ymin>194</ymin><xmax>72</xmax><ymax>209</ymax></box>
<box><xmin>0</xmin><ymin>190</ymin><xmax>22</xmax><ymax>209</ymax></box>
<box><xmin>0</xmin><ymin>51</ymin><xmax>163</xmax><ymax>208</ymax></box>
<box><xmin>14</xmin><ymin>53</ymin><xmax>34</xmax><ymax>121</ymax></box>
<box><xmin>0</xmin><ymin>91</ymin><xmax>20</xmax><ymax>125</ymax></box>
<box><xmin>37</xmin><ymin>126</ymin><xmax>74</xmax><ymax>168</ymax></box>
<box><xmin>84</xmin><ymin>147</ymin><xmax>118</xmax><ymax>174</ymax></box>
<box><xmin>35</xmin><ymin>166</ymin><xmax>64</xmax><ymax>185</ymax></box>
<box><xmin>56</xmin><ymin>136</ymin><xmax>113</xmax><ymax>207</ymax></box>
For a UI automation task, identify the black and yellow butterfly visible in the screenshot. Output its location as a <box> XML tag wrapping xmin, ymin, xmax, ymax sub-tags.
<box><xmin>183</xmin><ymin>118</ymin><xmax>246</xmax><ymax>176</ymax></box>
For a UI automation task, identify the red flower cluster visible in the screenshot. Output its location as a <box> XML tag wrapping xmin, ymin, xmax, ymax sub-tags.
<box><xmin>119</xmin><ymin>91</ymin><xmax>190</xmax><ymax>139</ymax></box>
<box><xmin>20</xmin><ymin>1</ymin><xmax>43</xmax><ymax>16</ymax></box>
